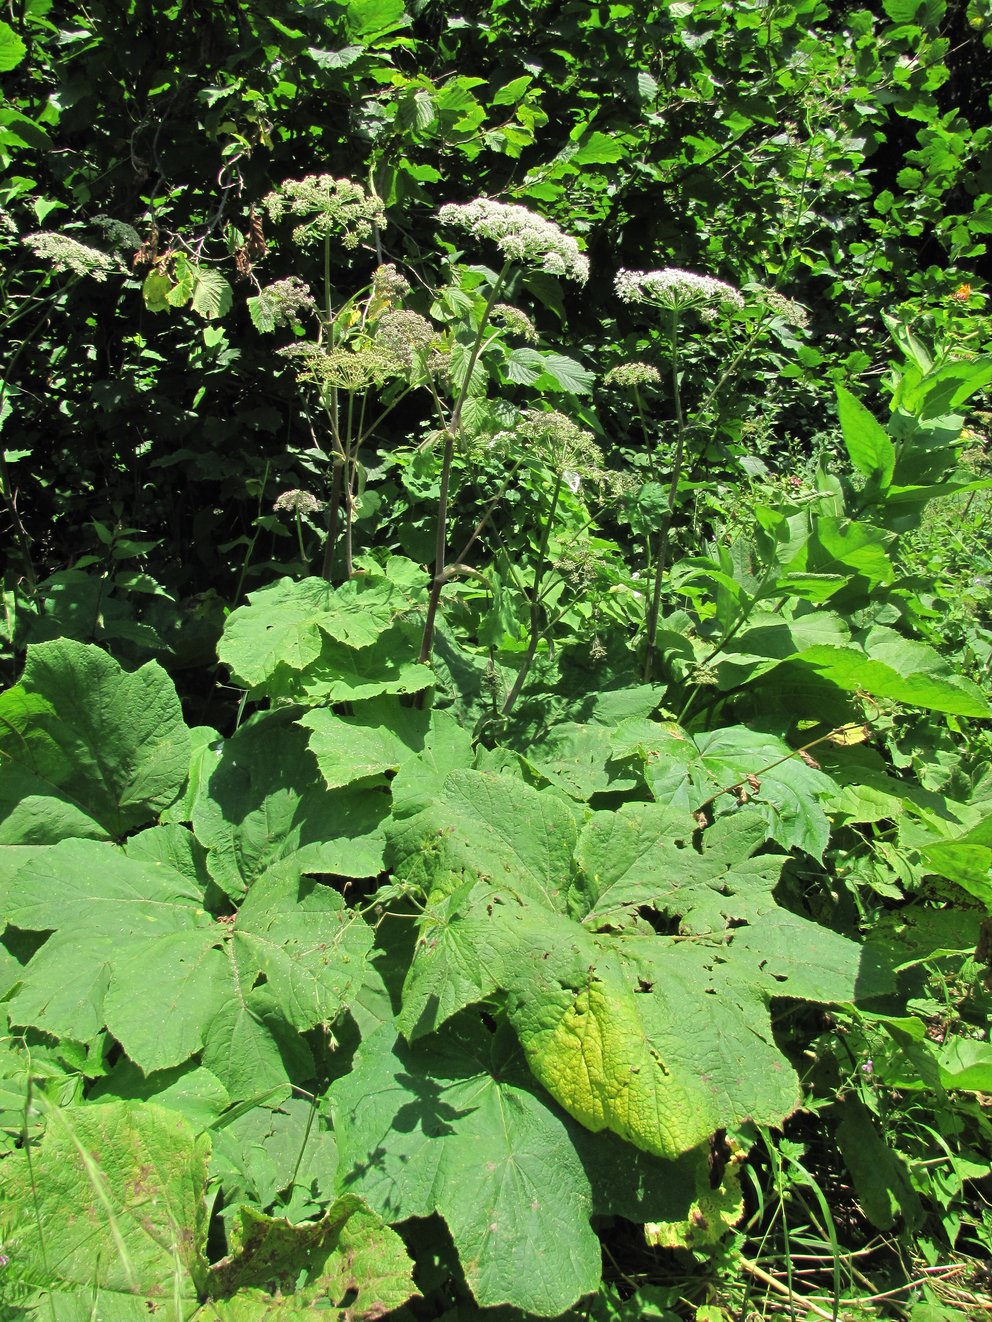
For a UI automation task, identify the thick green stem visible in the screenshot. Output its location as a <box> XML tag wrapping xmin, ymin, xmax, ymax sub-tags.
<box><xmin>233</xmin><ymin>458</ymin><xmax>271</xmax><ymax>602</ymax></box>
<box><xmin>418</xmin><ymin>261</ymin><xmax>512</xmax><ymax>669</ymax></box>
<box><xmin>643</xmin><ymin>310</ymin><xmax>684</xmax><ymax>682</ymax></box>
<box><xmin>321</xmin><ymin>461</ymin><xmax>344</xmax><ymax>580</ymax></box>
<box><xmin>501</xmin><ymin>468</ymin><xmax>564</xmax><ymax>718</ymax></box>
<box><xmin>294</xmin><ymin>512</ymin><xmax>308</xmax><ymax>568</ymax></box>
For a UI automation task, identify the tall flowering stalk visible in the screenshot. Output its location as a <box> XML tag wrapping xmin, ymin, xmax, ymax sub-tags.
<box><xmin>417</xmin><ymin>199</ymin><xmax>589</xmax><ymax>669</ymax></box>
<box><xmin>496</xmin><ymin>411</ymin><xmax>606</xmax><ymax>717</ymax></box>
<box><xmin>260</xmin><ymin>179</ymin><xmax>435</xmax><ymax>579</ymax></box>
<box><xmin>613</xmin><ymin>268</ymin><xmax>747</xmax><ymax>681</ymax></box>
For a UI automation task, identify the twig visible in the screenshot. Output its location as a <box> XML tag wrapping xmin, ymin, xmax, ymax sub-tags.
<box><xmin>738</xmin><ymin>1256</ymin><xmax>836</xmax><ymax>1320</ymax></box>
<box><xmin>806</xmin><ymin>1264</ymin><xmax>968</xmax><ymax>1307</ymax></box>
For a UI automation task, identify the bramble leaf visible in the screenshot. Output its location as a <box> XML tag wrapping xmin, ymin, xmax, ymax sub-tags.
<box><xmin>795</xmin><ymin>627</ymin><xmax>992</xmax><ymax>718</ymax></box>
<box><xmin>191</xmin><ymin>266</ymin><xmax>233</xmax><ymax>320</ymax></box>
<box><xmin>0</xmin><ymin>20</ymin><xmax>27</xmax><ymax>71</ymax></box>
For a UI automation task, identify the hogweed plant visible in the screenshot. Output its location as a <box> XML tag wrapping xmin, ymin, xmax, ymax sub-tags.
<box><xmin>612</xmin><ymin>268</ymin><xmax>808</xmax><ymax>681</ymax></box>
<box><xmin>482</xmin><ymin>408</ymin><xmax>608</xmax><ymax>717</ymax></box>
<box><xmin>253</xmin><ymin>184</ymin><xmax>595</xmax><ymax>683</ymax></box>
<box><xmin>255</xmin><ymin>177</ymin><xmax>438</xmax><ymax>580</ymax></box>
<box><xmin>416</xmin><ymin>198</ymin><xmax>589</xmax><ymax>669</ymax></box>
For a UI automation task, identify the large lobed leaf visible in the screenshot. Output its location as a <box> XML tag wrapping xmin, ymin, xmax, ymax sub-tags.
<box><xmin>0</xmin><ymin>835</ymin><xmax>372</xmax><ymax>1099</ymax></box>
<box><xmin>218</xmin><ymin>571</ymin><xmax>432</xmax><ymax>703</ymax></box>
<box><xmin>611</xmin><ymin>719</ymin><xmax>837</xmax><ymax>857</ymax></box>
<box><xmin>0</xmin><ymin>640</ymin><xmax>190</xmax><ymax>844</ymax></box>
<box><xmin>192</xmin><ymin>709</ymin><xmax>390</xmax><ymax>895</ymax></box>
<box><xmin>385</xmin><ymin>764</ymin><xmax>889</xmax><ymax>1171</ymax></box>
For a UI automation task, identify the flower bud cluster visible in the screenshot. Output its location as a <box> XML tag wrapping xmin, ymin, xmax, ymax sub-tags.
<box><xmin>375</xmin><ymin>309</ymin><xmax>436</xmax><ymax>370</ymax></box>
<box><xmin>255</xmin><ymin>276</ymin><xmax>317</xmax><ymax>328</ymax></box>
<box><xmin>93</xmin><ymin>217</ymin><xmax>142</xmax><ymax>253</ymax></box>
<box><xmin>371</xmin><ymin>263</ymin><xmax>412</xmax><ymax>300</ymax></box>
<box><xmin>262</xmin><ymin>176</ymin><xmax>386</xmax><ymax>250</ymax></box>
<box><xmin>758</xmin><ymin>288</ymin><xmax>810</xmax><ymax>329</ymax></box>
<box><xmin>492</xmin><ymin>304</ymin><xmax>539</xmax><ymax>343</ymax></box>
<box><xmin>521</xmin><ymin>408</ymin><xmax>605</xmax><ymax>480</ymax></box>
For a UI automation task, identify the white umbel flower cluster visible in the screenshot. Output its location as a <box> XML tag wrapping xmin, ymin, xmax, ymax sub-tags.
<box><xmin>615</xmin><ymin>267</ymin><xmax>744</xmax><ymax>313</ymax></box>
<box><xmin>439</xmin><ymin>199</ymin><xmax>589</xmax><ymax>284</ymax></box>
<box><xmin>262</xmin><ymin>176</ymin><xmax>385</xmax><ymax>250</ymax></box>
<box><xmin>603</xmin><ymin>362</ymin><xmax>661</xmax><ymax>388</ymax></box>
<box><xmin>274</xmin><ymin>489</ymin><xmax>323</xmax><ymax>515</ymax></box>
<box><xmin>23</xmin><ymin>232</ymin><xmax>125</xmax><ymax>282</ymax></box>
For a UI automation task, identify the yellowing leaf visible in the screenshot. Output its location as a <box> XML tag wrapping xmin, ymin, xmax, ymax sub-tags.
<box><xmin>512</xmin><ymin>970</ymin><xmax>717</xmax><ymax>1159</ymax></box>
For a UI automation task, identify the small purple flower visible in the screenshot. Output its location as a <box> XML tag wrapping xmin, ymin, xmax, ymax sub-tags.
<box><xmin>0</xmin><ymin>1252</ymin><xmax>9</xmax><ymax>1267</ymax></box>
<box><xmin>861</xmin><ymin>1060</ymin><xmax>874</xmax><ymax>1076</ymax></box>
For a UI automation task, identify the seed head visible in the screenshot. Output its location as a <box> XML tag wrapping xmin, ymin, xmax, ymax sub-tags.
<box><xmin>371</xmin><ymin>263</ymin><xmax>411</xmax><ymax>300</ymax></box>
<box><xmin>278</xmin><ymin>343</ymin><xmax>401</xmax><ymax>390</ymax></box>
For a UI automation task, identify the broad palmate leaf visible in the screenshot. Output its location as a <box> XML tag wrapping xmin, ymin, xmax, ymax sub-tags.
<box><xmin>0</xmin><ymin>836</ymin><xmax>372</xmax><ymax>1097</ymax></box>
<box><xmin>218</xmin><ymin>569</ymin><xmax>432</xmax><ymax>702</ymax></box>
<box><xmin>0</xmin><ymin>640</ymin><xmax>190</xmax><ymax>844</ymax></box>
<box><xmin>331</xmin><ymin>1014</ymin><xmax>747</xmax><ymax>1314</ymax></box>
<box><xmin>611</xmin><ymin>719</ymin><xmax>837</xmax><ymax>857</ymax></box>
<box><xmin>0</xmin><ymin>1100</ymin><xmax>416</xmax><ymax>1322</ymax></box>
<box><xmin>192</xmin><ymin>709</ymin><xmax>391</xmax><ymax>896</ymax></box>
<box><xmin>388</xmin><ymin>768</ymin><xmax>889</xmax><ymax>1162</ymax></box>
<box><xmin>331</xmin><ymin>1019</ymin><xmax>602</xmax><ymax>1316</ymax></box>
